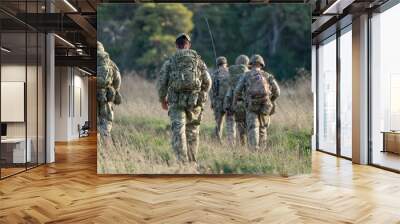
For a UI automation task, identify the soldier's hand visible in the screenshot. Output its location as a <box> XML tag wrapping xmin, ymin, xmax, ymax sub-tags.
<box><xmin>161</xmin><ymin>99</ymin><xmax>169</xmax><ymax>111</ymax></box>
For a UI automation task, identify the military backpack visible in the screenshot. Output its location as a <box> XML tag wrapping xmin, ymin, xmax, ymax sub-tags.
<box><xmin>169</xmin><ymin>49</ymin><xmax>202</xmax><ymax>93</ymax></box>
<box><xmin>212</xmin><ymin>68</ymin><xmax>229</xmax><ymax>100</ymax></box>
<box><xmin>246</xmin><ymin>71</ymin><xmax>272</xmax><ymax>113</ymax></box>
<box><xmin>97</xmin><ymin>51</ymin><xmax>112</xmax><ymax>89</ymax></box>
<box><xmin>228</xmin><ymin>64</ymin><xmax>247</xmax><ymax>87</ymax></box>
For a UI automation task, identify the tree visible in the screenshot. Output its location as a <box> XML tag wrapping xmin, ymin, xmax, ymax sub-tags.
<box><xmin>240</xmin><ymin>5</ymin><xmax>311</xmax><ymax>80</ymax></box>
<box><xmin>98</xmin><ymin>4</ymin><xmax>311</xmax><ymax>81</ymax></box>
<box><xmin>127</xmin><ymin>3</ymin><xmax>193</xmax><ymax>78</ymax></box>
<box><xmin>98</xmin><ymin>3</ymin><xmax>193</xmax><ymax>79</ymax></box>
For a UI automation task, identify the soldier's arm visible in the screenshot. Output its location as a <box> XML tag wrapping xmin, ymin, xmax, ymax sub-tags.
<box><xmin>200</xmin><ymin>61</ymin><xmax>212</xmax><ymax>93</ymax></box>
<box><xmin>268</xmin><ymin>74</ymin><xmax>280</xmax><ymax>101</ymax></box>
<box><xmin>111</xmin><ymin>61</ymin><xmax>122</xmax><ymax>105</ymax></box>
<box><xmin>111</xmin><ymin>61</ymin><xmax>121</xmax><ymax>91</ymax></box>
<box><xmin>97</xmin><ymin>52</ymin><xmax>110</xmax><ymax>89</ymax></box>
<box><xmin>224</xmin><ymin>87</ymin><xmax>233</xmax><ymax>111</ymax></box>
<box><xmin>157</xmin><ymin>60</ymin><xmax>170</xmax><ymax>103</ymax></box>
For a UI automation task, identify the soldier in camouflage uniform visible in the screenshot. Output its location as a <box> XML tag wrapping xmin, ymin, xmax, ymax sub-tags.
<box><xmin>224</xmin><ymin>55</ymin><xmax>250</xmax><ymax>146</ymax></box>
<box><xmin>234</xmin><ymin>55</ymin><xmax>280</xmax><ymax>150</ymax></box>
<box><xmin>97</xmin><ymin>41</ymin><xmax>122</xmax><ymax>137</ymax></box>
<box><xmin>210</xmin><ymin>56</ymin><xmax>235</xmax><ymax>144</ymax></box>
<box><xmin>157</xmin><ymin>33</ymin><xmax>211</xmax><ymax>164</ymax></box>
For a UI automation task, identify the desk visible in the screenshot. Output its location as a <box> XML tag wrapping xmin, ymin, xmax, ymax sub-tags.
<box><xmin>1</xmin><ymin>138</ymin><xmax>31</xmax><ymax>163</ymax></box>
<box><xmin>382</xmin><ymin>131</ymin><xmax>400</xmax><ymax>154</ymax></box>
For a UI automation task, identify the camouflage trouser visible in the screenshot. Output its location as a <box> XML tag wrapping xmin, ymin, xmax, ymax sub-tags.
<box><xmin>234</xmin><ymin>118</ymin><xmax>246</xmax><ymax>146</ymax></box>
<box><xmin>98</xmin><ymin>101</ymin><xmax>114</xmax><ymax>136</ymax></box>
<box><xmin>213</xmin><ymin>110</ymin><xmax>235</xmax><ymax>144</ymax></box>
<box><xmin>97</xmin><ymin>116</ymin><xmax>113</xmax><ymax>137</ymax></box>
<box><xmin>234</xmin><ymin>101</ymin><xmax>247</xmax><ymax>146</ymax></box>
<box><xmin>246</xmin><ymin>111</ymin><xmax>271</xmax><ymax>151</ymax></box>
<box><xmin>213</xmin><ymin>110</ymin><xmax>224</xmax><ymax>141</ymax></box>
<box><xmin>169</xmin><ymin>105</ymin><xmax>203</xmax><ymax>163</ymax></box>
<box><xmin>226</xmin><ymin>113</ymin><xmax>235</xmax><ymax>145</ymax></box>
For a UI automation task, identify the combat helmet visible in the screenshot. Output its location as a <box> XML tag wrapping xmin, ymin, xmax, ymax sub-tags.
<box><xmin>249</xmin><ymin>54</ymin><xmax>265</xmax><ymax>67</ymax></box>
<box><xmin>176</xmin><ymin>33</ymin><xmax>191</xmax><ymax>43</ymax></box>
<box><xmin>235</xmin><ymin>55</ymin><xmax>249</xmax><ymax>66</ymax></box>
<box><xmin>216</xmin><ymin>56</ymin><xmax>227</xmax><ymax>66</ymax></box>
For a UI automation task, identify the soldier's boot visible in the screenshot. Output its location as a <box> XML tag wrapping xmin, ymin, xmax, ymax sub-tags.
<box><xmin>213</xmin><ymin>111</ymin><xmax>225</xmax><ymax>142</ymax></box>
<box><xmin>170</xmin><ymin>109</ymin><xmax>189</xmax><ymax>164</ymax></box>
<box><xmin>237</xmin><ymin>120</ymin><xmax>247</xmax><ymax>146</ymax></box>
<box><xmin>226</xmin><ymin>114</ymin><xmax>236</xmax><ymax>145</ymax></box>
<box><xmin>246</xmin><ymin>112</ymin><xmax>260</xmax><ymax>151</ymax></box>
<box><xmin>186</xmin><ymin>123</ymin><xmax>200</xmax><ymax>163</ymax></box>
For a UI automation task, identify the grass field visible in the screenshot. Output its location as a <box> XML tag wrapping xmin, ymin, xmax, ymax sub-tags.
<box><xmin>98</xmin><ymin>74</ymin><xmax>313</xmax><ymax>176</ymax></box>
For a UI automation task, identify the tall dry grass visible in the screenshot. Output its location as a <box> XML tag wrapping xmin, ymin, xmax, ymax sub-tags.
<box><xmin>98</xmin><ymin>74</ymin><xmax>313</xmax><ymax>175</ymax></box>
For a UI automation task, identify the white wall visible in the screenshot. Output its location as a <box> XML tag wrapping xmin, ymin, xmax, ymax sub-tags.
<box><xmin>1</xmin><ymin>65</ymin><xmax>33</xmax><ymax>138</ymax></box>
<box><xmin>1</xmin><ymin>65</ymin><xmax>26</xmax><ymax>138</ymax></box>
<box><xmin>55</xmin><ymin>66</ymin><xmax>69</xmax><ymax>141</ymax></box>
<box><xmin>55</xmin><ymin>67</ymin><xmax>89</xmax><ymax>141</ymax></box>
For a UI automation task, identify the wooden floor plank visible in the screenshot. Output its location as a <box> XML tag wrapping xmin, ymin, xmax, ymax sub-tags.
<box><xmin>0</xmin><ymin>135</ymin><xmax>399</xmax><ymax>223</ymax></box>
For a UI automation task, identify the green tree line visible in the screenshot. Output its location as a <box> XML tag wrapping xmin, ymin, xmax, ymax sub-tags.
<box><xmin>98</xmin><ymin>3</ymin><xmax>311</xmax><ymax>80</ymax></box>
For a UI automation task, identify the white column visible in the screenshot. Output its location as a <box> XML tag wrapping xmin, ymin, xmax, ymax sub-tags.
<box><xmin>46</xmin><ymin>33</ymin><xmax>55</xmax><ymax>163</ymax></box>
<box><xmin>46</xmin><ymin>0</ymin><xmax>55</xmax><ymax>163</ymax></box>
<box><xmin>352</xmin><ymin>14</ymin><xmax>369</xmax><ymax>164</ymax></box>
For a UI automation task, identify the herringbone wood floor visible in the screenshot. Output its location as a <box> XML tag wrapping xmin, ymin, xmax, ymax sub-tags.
<box><xmin>1</xmin><ymin>135</ymin><xmax>400</xmax><ymax>224</ymax></box>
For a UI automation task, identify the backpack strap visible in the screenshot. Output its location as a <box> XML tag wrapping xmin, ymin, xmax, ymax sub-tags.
<box><xmin>193</xmin><ymin>53</ymin><xmax>200</xmax><ymax>79</ymax></box>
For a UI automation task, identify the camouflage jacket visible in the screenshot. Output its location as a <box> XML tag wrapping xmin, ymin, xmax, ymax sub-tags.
<box><xmin>157</xmin><ymin>49</ymin><xmax>211</xmax><ymax>108</ymax></box>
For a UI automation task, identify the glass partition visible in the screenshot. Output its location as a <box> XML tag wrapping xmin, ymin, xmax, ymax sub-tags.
<box><xmin>1</xmin><ymin>31</ymin><xmax>28</xmax><ymax>177</ymax></box>
<box><xmin>371</xmin><ymin>3</ymin><xmax>400</xmax><ymax>171</ymax></box>
<box><xmin>317</xmin><ymin>35</ymin><xmax>337</xmax><ymax>154</ymax></box>
<box><xmin>0</xmin><ymin>1</ymin><xmax>46</xmax><ymax>179</ymax></box>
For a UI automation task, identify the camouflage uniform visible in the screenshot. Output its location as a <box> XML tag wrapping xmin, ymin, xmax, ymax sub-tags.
<box><xmin>234</xmin><ymin>55</ymin><xmax>280</xmax><ymax>150</ymax></box>
<box><xmin>210</xmin><ymin>56</ymin><xmax>235</xmax><ymax>144</ymax></box>
<box><xmin>97</xmin><ymin>41</ymin><xmax>122</xmax><ymax>137</ymax></box>
<box><xmin>157</xmin><ymin>34</ymin><xmax>211</xmax><ymax>163</ymax></box>
<box><xmin>224</xmin><ymin>55</ymin><xmax>249</xmax><ymax>146</ymax></box>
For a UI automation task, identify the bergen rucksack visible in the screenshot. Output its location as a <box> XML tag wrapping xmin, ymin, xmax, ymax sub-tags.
<box><xmin>212</xmin><ymin>68</ymin><xmax>229</xmax><ymax>100</ymax></box>
<box><xmin>228</xmin><ymin>64</ymin><xmax>248</xmax><ymax>87</ymax></box>
<box><xmin>247</xmin><ymin>71</ymin><xmax>271</xmax><ymax>104</ymax></box>
<box><xmin>169</xmin><ymin>49</ymin><xmax>202</xmax><ymax>92</ymax></box>
<box><xmin>97</xmin><ymin>50</ymin><xmax>112</xmax><ymax>89</ymax></box>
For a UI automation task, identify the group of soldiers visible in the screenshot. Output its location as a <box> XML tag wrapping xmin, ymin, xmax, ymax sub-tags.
<box><xmin>158</xmin><ymin>33</ymin><xmax>280</xmax><ymax>165</ymax></box>
<box><xmin>210</xmin><ymin>54</ymin><xmax>280</xmax><ymax>149</ymax></box>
